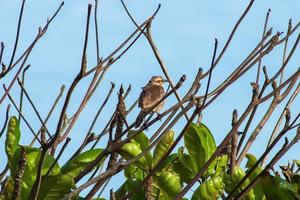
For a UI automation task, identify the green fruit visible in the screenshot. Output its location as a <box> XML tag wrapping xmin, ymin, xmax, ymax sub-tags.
<box><xmin>192</xmin><ymin>177</ymin><xmax>224</xmax><ymax>200</ymax></box>
<box><xmin>157</xmin><ymin>171</ymin><xmax>181</xmax><ymax>197</ymax></box>
<box><xmin>206</xmin><ymin>179</ymin><xmax>218</xmax><ymax>196</ymax></box>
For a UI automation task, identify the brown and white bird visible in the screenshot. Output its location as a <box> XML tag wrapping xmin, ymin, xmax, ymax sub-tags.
<box><xmin>135</xmin><ymin>76</ymin><xmax>167</xmax><ymax>128</ymax></box>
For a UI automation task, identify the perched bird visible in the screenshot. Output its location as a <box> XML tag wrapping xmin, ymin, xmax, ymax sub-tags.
<box><xmin>135</xmin><ymin>76</ymin><xmax>167</xmax><ymax>128</ymax></box>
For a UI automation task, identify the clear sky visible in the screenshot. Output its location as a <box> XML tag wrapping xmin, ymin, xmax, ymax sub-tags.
<box><xmin>0</xmin><ymin>0</ymin><xmax>299</xmax><ymax>198</ymax></box>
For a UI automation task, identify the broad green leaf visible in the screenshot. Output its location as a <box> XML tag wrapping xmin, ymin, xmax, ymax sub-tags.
<box><xmin>124</xmin><ymin>164</ymin><xmax>145</xmax><ymax>181</ymax></box>
<box><xmin>38</xmin><ymin>174</ymin><xmax>75</xmax><ymax>200</ymax></box>
<box><xmin>245</xmin><ymin>154</ymin><xmax>265</xmax><ymax>200</ymax></box>
<box><xmin>128</xmin><ymin>130</ymin><xmax>149</xmax><ymax>151</ymax></box>
<box><xmin>115</xmin><ymin>182</ymin><xmax>127</xmax><ymax>199</ymax></box>
<box><xmin>153</xmin><ymin>130</ymin><xmax>174</xmax><ymax>166</ymax></box>
<box><xmin>61</xmin><ymin>148</ymin><xmax>103</xmax><ymax>178</ymax></box>
<box><xmin>223</xmin><ymin>167</ymin><xmax>256</xmax><ymax>200</ymax></box>
<box><xmin>7</xmin><ymin>146</ymin><xmax>61</xmax><ymax>199</ymax></box>
<box><xmin>173</xmin><ymin>148</ymin><xmax>196</xmax><ymax>183</ymax></box>
<box><xmin>119</xmin><ymin>142</ymin><xmax>149</xmax><ymax>171</ymax></box>
<box><xmin>261</xmin><ymin>173</ymin><xmax>295</xmax><ymax>200</ymax></box>
<box><xmin>275</xmin><ymin>175</ymin><xmax>300</xmax><ymax>199</ymax></box>
<box><xmin>74</xmin><ymin>198</ymin><xmax>106</xmax><ymax>200</ymax></box>
<box><xmin>75</xmin><ymin>198</ymin><xmax>106</xmax><ymax>200</ymax></box>
<box><xmin>128</xmin><ymin>131</ymin><xmax>152</xmax><ymax>168</ymax></box>
<box><xmin>116</xmin><ymin>179</ymin><xmax>144</xmax><ymax>200</ymax></box>
<box><xmin>156</xmin><ymin>153</ymin><xmax>177</xmax><ymax>171</ymax></box>
<box><xmin>5</xmin><ymin>116</ymin><xmax>20</xmax><ymax>163</ymax></box>
<box><xmin>184</xmin><ymin>123</ymin><xmax>216</xmax><ymax>176</ymax></box>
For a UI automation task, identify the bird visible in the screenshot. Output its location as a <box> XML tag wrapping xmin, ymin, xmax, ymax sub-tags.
<box><xmin>135</xmin><ymin>76</ymin><xmax>167</xmax><ymax>128</ymax></box>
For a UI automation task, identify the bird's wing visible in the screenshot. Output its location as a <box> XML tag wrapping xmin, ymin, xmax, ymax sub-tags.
<box><xmin>139</xmin><ymin>85</ymin><xmax>165</xmax><ymax>111</ymax></box>
<box><xmin>138</xmin><ymin>86</ymin><xmax>146</xmax><ymax>108</ymax></box>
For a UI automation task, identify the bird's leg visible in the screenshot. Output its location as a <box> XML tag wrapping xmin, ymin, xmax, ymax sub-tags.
<box><xmin>142</xmin><ymin>113</ymin><xmax>154</xmax><ymax>130</ymax></box>
<box><xmin>156</xmin><ymin>112</ymin><xmax>163</xmax><ymax>121</ymax></box>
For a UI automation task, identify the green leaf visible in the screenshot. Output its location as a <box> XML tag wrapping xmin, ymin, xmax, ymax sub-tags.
<box><xmin>245</xmin><ymin>154</ymin><xmax>264</xmax><ymax>200</ymax></box>
<box><xmin>156</xmin><ymin>153</ymin><xmax>178</xmax><ymax>171</ymax></box>
<box><xmin>261</xmin><ymin>173</ymin><xmax>295</xmax><ymax>200</ymax></box>
<box><xmin>184</xmin><ymin>123</ymin><xmax>216</xmax><ymax>176</ymax></box>
<box><xmin>128</xmin><ymin>131</ymin><xmax>149</xmax><ymax>151</ymax></box>
<box><xmin>128</xmin><ymin>131</ymin><xmax>152</xmax><ymax>168</ymax></box>
<box><xmin>119</xmin><ymin>142</ymin><xmax>149</xmax><ymax>171</ymax></box>
<box><xmin>61</xmin><ymin>148</ymin><xmax>103</xmax><ymax>178</ymax></box>
<box><xmin>153</xmin><ymin>130</ymin><xmax>174</xmax><ymax>166</ymax></box>
<box><xmin>5</xmin><ymin>117</ymin><xmax>20</xmax><ymax>163</ymax></box>
<box><xmin>173</xmin><ymin>148</ymin><xmax>196</xmax><ymax>183</ymax></box>
<box><xmin>74</xmin><ymin>198</ymin><xmax>106</xmax><ymax>200</ymax></box>
<box><xmin>38</xmin><ymin>174</ymin><xmax>75</xmax><ymax>200</ymax></box>
<box><xmin>115</xmin><ymin>179</ymin><xmax>144</xmax><ymax>200</ymax></box>
<box><xmin>124</xmin><ymin>164</ymin><xmax>145</xmax><ymax>181</ymax></box>
<box><xmin>4</xmin><ymin>145</ymin><xmax>61</xmax><ymax>199</ymax></box>
<box><xmin>245</xmin><ymin>154</ymin><xmax>258</xmax><ymax>169</ymax></box>
<box><xmin>126</xmin><ymin>179</ymin><xmax>145</xmax><ymax>200</ymax></box>
<box><xmin>115</xmin><ymin>182</ymin><xmax>127</xmax><ymax>199</ymax></box>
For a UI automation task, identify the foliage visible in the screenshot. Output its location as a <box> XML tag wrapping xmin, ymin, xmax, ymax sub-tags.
<box><xmin>1</xmin><ymin>118</ymin><xmax>300</xmax><ymax>199</ymax></box>
<box><xmin>0</xmin><ymin>117</ymin><xmax>104</xmax><ymax>200</ymax></box>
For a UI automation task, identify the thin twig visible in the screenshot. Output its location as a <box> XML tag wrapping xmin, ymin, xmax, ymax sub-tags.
<box><xmin>262</xmin><ymin>83</ymin><xmax>300</xmax><ymax>166</ymax></box>
<box><xmin>18</xmin><ymin>64</ymin><xmax>30</xmax><ymax>123</ymax></box>
<box><xmin>0</xmin><ymin>104</ymin><xmax>11</xmax><ymax>138</ymax></box>
<box><xmin>30</xmin><ymin>85</ymin><xmax>65</xmax><ymax>146</ymax></box>
<box><xmin>49</xmin><ymin>4</ymin><xmax>93</xmax><ymax>151</ymax></box>
<box><xmin>28</xmin><ymin>149</ymin><xmax>47</xmax><ymax>200</ymax></box>
<box><xmin>71</xmin><ymin>83</ymin><xmax>115</xmax><ymax>159</ymax></box>
<box><xmin>124</xmin><ymin>39</ymin><xmax>218</xmax><ymax>200</ymax></box>
<box><xmin>0</xmin><ymin>42</ymin><xmax>4</xmax><ymax>65</ymax></box>
<box><xmin>0</xmin><ymin>1</ymin><xmax>64</xmax><ymax>102</ymax></box>
<box><xmin>17</xmin><ymin>78</ymin><xmax>52</xmax><ymax>138</ymax></box>
<box><xmin>256</xmin><ymin>9</ymin><xmax>271</xmax><ymax>85</ymax></box>
<box><xmin>3</xmin><ymin>85</ymin><xmax>42</xmax><ymax>144</ymax></box>
<box><xmin>280</xmin><ymin>19</ymin><xmax>292</xmax><ymax>85</ymax></box>
<box><xmin>44</xmin><ymin>137</ymin><xmax>71</xmax><ymax>179</ymax></box>
<box><xmin>8</xmin><ymin>0</ymin><xmax>26</xmax><ymax>68</ymax></box>
<box><xmin>94</xmin><ymin>0</ymin><xmax>100</xmax><ymax>63</ymax></box>
<box><xmin>226</xmin><ymin>113</ymin><xmax>300</xmax><ymax>200</ymax></box>
<box><xmin>230</xmin><ymin>109</ymin><xmax>238</xmax><ymax>175</ymax></box>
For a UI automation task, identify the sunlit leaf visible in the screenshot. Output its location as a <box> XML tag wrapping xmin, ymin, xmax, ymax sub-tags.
<box><xmin>38</xmin><ymin>174</ymin><xmax>75</xmax><ymax>200</ymax></box>
<box><xmin>61</xmin><ymin>148</ymin><xmax>103</xmax><ymax>178</ymax></box>
<box><xmin>153</xmin><ymin>130</ymin><xmax>174</xmax><ymax>166</ymax></box>
<box><xmin>5</xmin><ymin>117</ymin><xmax>20</xmax><ymax>163</ymax></box>
<box><xmin>173</xmin><ymin>147</ymin><xmax>196</xmax><ymax>183</ymax></box>
<box><xmin>184</xmin><ymin>123</ymin><xmax>216</xmax><ymax>176</ymax></box>
<box><xmin>261</xmin><ymin>173</ymin><xmax>295</xmax><ymax>200</ymax></box>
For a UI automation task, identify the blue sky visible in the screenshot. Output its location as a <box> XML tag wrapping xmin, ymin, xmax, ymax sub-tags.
<box><xmin>0</xmin><ymin>0</ymin><xmax>299</xmax><ymax>198</ymax></box>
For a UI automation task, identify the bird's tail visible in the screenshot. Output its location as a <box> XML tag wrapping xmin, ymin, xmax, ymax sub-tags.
<box><xmin>135</xmin><ymin>111</ymin><xmax>145</xmax><ymax>128</ymax></box>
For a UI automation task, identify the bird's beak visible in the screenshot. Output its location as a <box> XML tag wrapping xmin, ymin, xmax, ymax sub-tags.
<box><xmin>163</xmin><ymin>79</ymin><xmax>168</xmax><ymax>83</ymax></box>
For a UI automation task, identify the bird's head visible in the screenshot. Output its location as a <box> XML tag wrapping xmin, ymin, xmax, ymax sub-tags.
<box><xmin>149</xmin><ymin>76</ymin><xmax>167</xmax><ymax>86</ymax></box>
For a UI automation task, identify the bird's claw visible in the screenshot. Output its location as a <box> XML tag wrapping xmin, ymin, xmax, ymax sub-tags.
<box><xmin>142</xmin><ymin>123</ymin><xmax>149</xmax><ymax>131</ymax></box>
<box><xmin>157</xmin><ymin>113</ymin><xmax>162</xmax><ymax>121</ymax></box>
